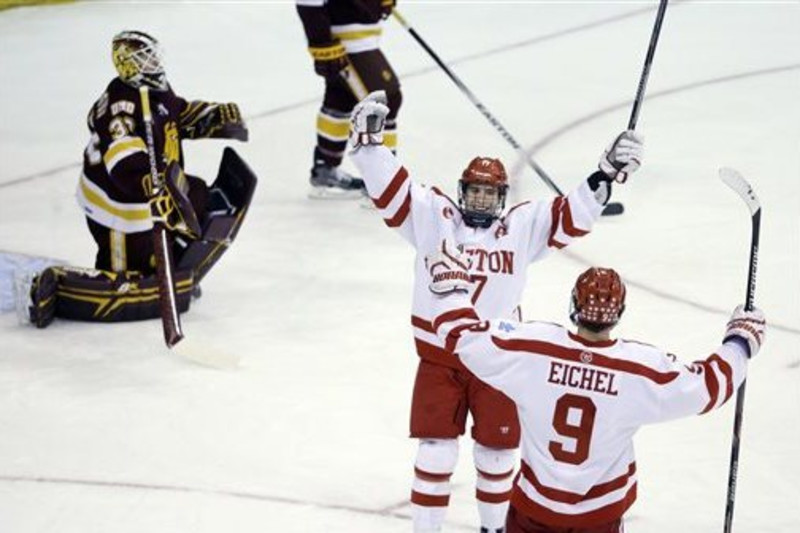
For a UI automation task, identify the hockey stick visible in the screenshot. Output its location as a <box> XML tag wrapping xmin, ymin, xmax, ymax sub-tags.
<box><xmin>628</xmin><ymin>0</ymin><xmax>669</xmax><ymax>130</ymax></box>
<box><xmin>392</xmin><ymin>10</ymin><xmax>624</xmax><ymax>217</ymax></box>
<box><xmin>719</xmin><ymin>167</ymin><xmax>761</xmax><ymax>533</ymax></box>
<box><xmin>140</xmin><ymin>86</ymin><xmax>184</xmax><ymax>348</ymax></box>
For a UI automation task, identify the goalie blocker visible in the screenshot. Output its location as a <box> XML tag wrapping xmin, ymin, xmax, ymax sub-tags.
<box><xmin>28</xmin><ymin>147</ymin><xmax>257</xmax><ymax>328</ymax></box>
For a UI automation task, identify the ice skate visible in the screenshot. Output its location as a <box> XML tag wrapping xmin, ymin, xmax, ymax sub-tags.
<box><xmin>308</xmin><ymin>163</ymin><xmax>366</xmax><ymax>200</ymax></box>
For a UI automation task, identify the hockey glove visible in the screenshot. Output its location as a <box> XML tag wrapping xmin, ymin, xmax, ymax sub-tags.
<box><xmin>425</xmin><ymin>240</ymin><xmax>471</xmax><ymax>296</ymax></box>
<box><xmin>350</xmin><ymin>90</ymin><xmax>390</xmax><ymax>150</ymax></box>
<box><xmin>599</xmin><ymin>130</ymin><xmax>644</xmax><ymax>183</ymax></box>
<box><xmin>723</xmin><ymin>304</ymin><xmax>766</xmax><ymax>358</ymax></box>
<box><xmin>380</xmin><ymin>0</ymin><xmax>397</xmax><ymax>19</ymax></box>
<box><xmin>180</xmin><ymin>101</ymin><xmax>248</xmax><ymax>141</ymax></box>
<box><xmin>308</xmin><ymin>41</ymin><xmax>349</xmax><ymax>80</ymax></box>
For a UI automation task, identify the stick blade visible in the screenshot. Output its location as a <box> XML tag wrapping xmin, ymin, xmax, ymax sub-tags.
<box><xmin>601</xmin><ymin>202</ymin><xmax>625</xmax><ymax>217</ymax></box>
<box><xmin>719</xmin><ymin>167</ymin><xmax>761</xmax><ymax>215</ymax></box>
<box><xmin>171</xmin><ymin>337</ymin><xmax>242</xmax><ymax>370</ymax></box>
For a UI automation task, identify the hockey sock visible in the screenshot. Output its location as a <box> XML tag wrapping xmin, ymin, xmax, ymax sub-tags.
<box><xmin>411</xmin><ymin>439</ymin><xmax>458</xmax><ymax>532</ymax></box>
<box><xmin>474</xmin><ymin>444</ymin><xmax>515</xmax><ymax>530</ymax></box>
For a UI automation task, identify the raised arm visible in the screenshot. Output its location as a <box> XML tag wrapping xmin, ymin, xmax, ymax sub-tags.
<box><xmin>631</xmin><ymin>305</ymin><xmax>765</xmax><ymax>425</ymax></box>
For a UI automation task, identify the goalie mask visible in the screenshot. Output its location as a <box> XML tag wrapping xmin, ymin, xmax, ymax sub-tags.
<box><xmin>112</xmin><ymin>31</ymin><xmax>167</xmax><ymax>91</ymax></box>
<box><xmin>570</xmin><ymin>267</ymin><xmax>626</xmax><ymax>332</ymax></box>
<box><xmin>458</xmin><ymin>157</ymin><xmax>508</xmax><ymax>228</ymax></box>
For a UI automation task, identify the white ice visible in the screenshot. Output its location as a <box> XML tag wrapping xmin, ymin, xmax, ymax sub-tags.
<box><xmin>0</xmin><ymin>1</ymin><xmax>798</xmax><ymax>531</ymax></box>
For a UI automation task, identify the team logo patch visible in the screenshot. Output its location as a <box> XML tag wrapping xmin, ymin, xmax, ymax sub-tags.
<box><xmin>580</xmin><ymin>351</ymin><xmax>593</xmax><ymax>364</ymax></box>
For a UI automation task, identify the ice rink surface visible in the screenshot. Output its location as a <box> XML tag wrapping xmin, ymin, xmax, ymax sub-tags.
<box><xmin>0</xmin><ymin>1</ymin><xmax>798</xmax><ymax>531</ymax></box>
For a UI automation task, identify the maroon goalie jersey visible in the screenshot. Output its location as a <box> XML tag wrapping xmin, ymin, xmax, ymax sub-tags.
<box><xmin>77</xmin><ymin>78</ymin><xmax>189</xmax><ymax>234</ymax></box>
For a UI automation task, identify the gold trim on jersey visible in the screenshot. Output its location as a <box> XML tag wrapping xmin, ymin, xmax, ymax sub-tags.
<box><xmin>103</xmin><ymin>136</ymin><xmax>146</xmax><ymax>173</ymax></box>
<box><xmin>316</xmin><ymin>111</ymin><xmax>351</xmax><ymax>142</ymax></box>
<box><xmin>76</xmin><ymin>174</ymin><xmax>153</xmax><ymax>233</ymax></box>
<box><xmin>331</xmin><ymin>23</ymin><xmax>382</xmax><ymax>53</ymax></box>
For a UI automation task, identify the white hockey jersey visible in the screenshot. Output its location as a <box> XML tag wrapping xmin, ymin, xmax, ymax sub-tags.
<box><xmin>351</xmin><ymin>145</ymin><xmax>605</xmax><ymax>368</ymax></box>
<box><xmin>430</xmin><ymin>293</ymin><xmax>749</xmax><ymax>527</ymax></box>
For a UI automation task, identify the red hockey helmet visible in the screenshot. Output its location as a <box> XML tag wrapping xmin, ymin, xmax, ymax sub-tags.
<box><xmin>458</xmin><ymin>157</ymin><xmax>508</xmax><ymax>228</ymax></box>
<box><xmin>570</xmin><ymin>267</ymin><xmax>626</xmax><ymax>331</ymax></box>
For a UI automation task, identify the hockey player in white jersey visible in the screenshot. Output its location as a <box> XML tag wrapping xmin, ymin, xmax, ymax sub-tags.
<box><xmin>349</xmin><ymin>91</ymin><xmax>644</xmax><ymax>532</ymax></box>
<box><xmin>424</xmin><ymin>245</ymin><xmax>766</xmax><ymax>532</ymax></box>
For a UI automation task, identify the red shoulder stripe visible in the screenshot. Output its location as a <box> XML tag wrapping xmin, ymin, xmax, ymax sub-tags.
<box><xmin>492</xmin><ymin>337</ymin><xmax>680</xmax><ymax>384</ymax></box>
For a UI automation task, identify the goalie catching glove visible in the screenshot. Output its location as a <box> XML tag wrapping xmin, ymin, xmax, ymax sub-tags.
<box><xmin>179</xmin><ymin>101</ymin><xmax>248</xmax><ymax>141</ymax></box>
<box><xmin>599</xmin><ymin>130</ymin><xmax>644</xmax><ymax>183</ymax></box>
<box><xmin>350</xmin><ymin>90</ymin><xmax>390</xmax><ymax>150</ymax></box>
<box><xmin>723</xmin><ymin>304</ymin><xmax>766</xmax><ymax>358</ymax></box>
<box><xmin>425</xmin><ymin>240</ymin><xmax>471</xmax><ymax>295</ymax></box>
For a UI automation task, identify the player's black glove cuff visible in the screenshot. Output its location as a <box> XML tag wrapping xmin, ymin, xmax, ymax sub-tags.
<box><xmin>587</xmin><ymin>170</ymin><xmax>613</xmax><ymax>206</ymax></box>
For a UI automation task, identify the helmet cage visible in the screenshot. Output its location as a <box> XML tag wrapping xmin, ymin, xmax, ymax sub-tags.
<box><xmin>112</xmin><ymin>31</ymin><xmax>167</xmax><ymax>90</ymax></box>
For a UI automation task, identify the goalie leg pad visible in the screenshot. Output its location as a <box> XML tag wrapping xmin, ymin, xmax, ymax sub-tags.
<box><xmin>177</xmin><ymin>147</ymin><xmax>257</xmax><ymax>284</ymax></box>
<box><xmin>31</xmin><ymin>266</ymin><xmax>193</xmax><ymax>325</ymax></box>
<box><xmin>29</xmin><ymin>267</ymin><xmax>59</xmax><ymax>328</ymax></box>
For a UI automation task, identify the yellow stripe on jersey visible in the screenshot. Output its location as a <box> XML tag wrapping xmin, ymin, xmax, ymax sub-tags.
<box><xmin>316</xmin><ymin>113</ymin><xmax>351</xmax><ymax>141</ymax></box>
<box><xmin>333</xmin><ymin>28</ymin><xmax>382</xmax><ymax>41</ymax></box>
<box><xmin>76</xmin><ymin>174</ymin><xmax>153</xmax><ymax>233</ymax></box>
<box><xmin>103</xmin><ymin>136</ymin><xmax>146</xmax><ymax>173</ymax></box>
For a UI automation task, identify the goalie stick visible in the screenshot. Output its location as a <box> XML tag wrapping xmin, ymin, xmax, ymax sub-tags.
<box><xmin>719</xmin><ymin>167</ymin><xmax>761</xmax><ymax>533</ymax></box>
<box><xmin>140</xmin><ymin>86</ymin><xmax>184</xmax><ymax>348</ymax></box>
<box><xmin>391</xmin><ymin>10</ymin><xmax>624</xmax><ymax>217</ymax></box>
<box><xmin>140</xmin><ymin>87</ymin><xmax>241</xmax><ymax>369</ymax></box>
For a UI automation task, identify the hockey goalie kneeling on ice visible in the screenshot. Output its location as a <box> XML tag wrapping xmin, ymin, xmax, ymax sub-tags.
<box><xmin>21</xmin><ymin>30</ymin><xmax>257</xmax><ymax>328</ymax></box>
<box><xmin>26</xmin><ymin>147</ymin><xmax>256</xmax><ymax>328</ymax></box>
